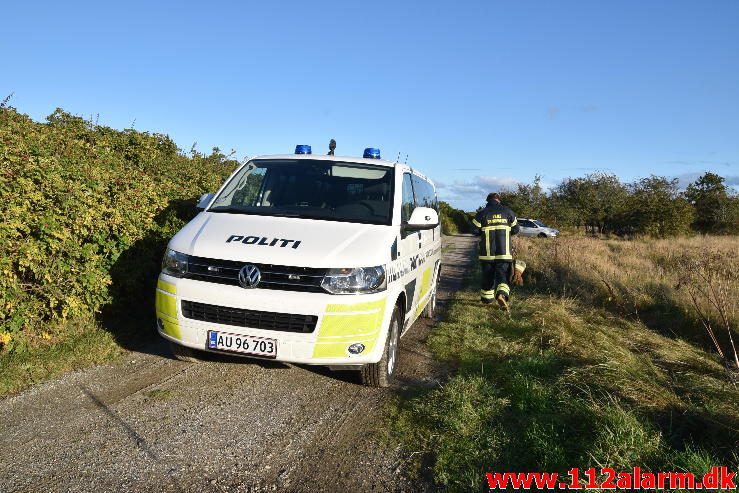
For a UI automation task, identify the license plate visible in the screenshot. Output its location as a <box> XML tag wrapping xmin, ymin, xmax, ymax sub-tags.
<box><xmin>207</xmin><ymin>330</ymin><xmax>277</xmax><ymax>358</ymax></box>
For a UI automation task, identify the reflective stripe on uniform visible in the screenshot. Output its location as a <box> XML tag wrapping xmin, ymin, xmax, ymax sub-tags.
<box><xmin>479</xmin><ymin>254</ymin><xmax>513</xmax><ymax>260</ymax></box>
<box><xmin>510</xmin><ymin>218</ymin><xmax>518</xmax><ymax>227</ymax></box>
<box><xmin>496</xmin><ymin>283</ymin><xmax>510</xmax><ymax>296</ymax></box>
<box><xmin>480</xmin><ymin>289</ymin><xmax>495</xmax><ymax>300</ymax></box>
<box><xmin>472</xmin><ymin>218</ymin><xmax>481</xmax><ymax>228</ymax></box>
<box><xmin>481</xmin><ymin>225</ymin><xmax>511</xmax><ymax>260</ymax></box>
<box><xmin>485</xmin><ymin>230</ymin><xmax>491</xmax><ymax>259</ymax></box>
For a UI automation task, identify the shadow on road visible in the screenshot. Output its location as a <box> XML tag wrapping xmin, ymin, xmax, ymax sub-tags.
<box><xmin>79</xmin><ymin>384</ymin><xmax>186</xmax><ymax>493</ymax></box>
<box><xmin>98</xmin><ymin>199</ymin><xmax>197</xmax><ymax>360</ymax></box>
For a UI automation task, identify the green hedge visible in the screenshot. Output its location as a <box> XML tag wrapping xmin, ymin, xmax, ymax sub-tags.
<box><xmin>0</xmin><ymin>107</ymin><xmax>236</xmax><ymax>352</ymax></box>
<box><xmin>439</xmin><ymin>201</ymin><xmax>472</xmax><ymax>235</ymax></box>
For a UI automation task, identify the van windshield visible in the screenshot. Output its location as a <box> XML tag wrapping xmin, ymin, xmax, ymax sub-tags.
<box><xmin>209</xmin><ymin>159</ymin><xmax>394</xmax><ymax>225</ymax></box>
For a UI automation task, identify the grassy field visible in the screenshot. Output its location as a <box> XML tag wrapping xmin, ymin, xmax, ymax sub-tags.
<box><xmin>392</xmin><ymin>235</ymin><xmax>739</xmax><ymax>491</ymax></box>
<box><xmin>517</xmin><ymin>234</ymin><xmax>739</xmax><ymax>360</ymax></box>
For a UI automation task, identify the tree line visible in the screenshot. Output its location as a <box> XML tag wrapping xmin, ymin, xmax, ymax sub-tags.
<box><xmin>495</xmin><ymin>172</ymin><xmax>739</xmax><ymax>237</ymax></box>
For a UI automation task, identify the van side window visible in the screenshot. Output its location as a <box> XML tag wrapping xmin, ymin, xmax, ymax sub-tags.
<box><xmin>411</xmin><ymin>175</ymin><xmax>438</xmax><ymax>212</ymax></box>
<box><xmin>401</xmin><ymin>173</ymin><xmax>416</xmax><ymax>222</ymax></box>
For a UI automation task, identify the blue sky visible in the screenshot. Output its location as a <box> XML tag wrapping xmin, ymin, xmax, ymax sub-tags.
<box><xmin>3</xmin><ymin>0</ymin><xmax>738</xmax><ymax>211</ymax></box>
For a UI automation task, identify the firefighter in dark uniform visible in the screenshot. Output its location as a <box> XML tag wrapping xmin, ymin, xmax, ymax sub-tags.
<box><xmin>472</xmin><ymin>193</ymin><xmax>520</xmax><ymax>309</ymax></box>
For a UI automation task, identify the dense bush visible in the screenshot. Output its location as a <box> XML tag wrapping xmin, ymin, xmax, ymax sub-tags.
<box><xmin>0</xmin><ymin>107</ymin><xmax>236</xmax><ymax>352</ymax></box>
<box><xmin>620</xmin><ymin>176</ymin><xmax>694</xmax><ymax>237</ymax></box>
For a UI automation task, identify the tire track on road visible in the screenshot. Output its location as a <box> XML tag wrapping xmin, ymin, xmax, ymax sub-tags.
<box><xmin>282</xmin><ymin>235</ymin><xmax>478</xmax><ymax>493</ymax></box>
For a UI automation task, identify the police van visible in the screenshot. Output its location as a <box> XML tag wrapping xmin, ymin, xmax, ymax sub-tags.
<box><xmin>155</xmin><ymin>145</ymin><xmax>442</xmax><ymax>387</ymax></box>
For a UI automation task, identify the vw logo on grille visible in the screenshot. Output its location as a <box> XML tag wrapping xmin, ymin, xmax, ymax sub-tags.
<box><xmin>238</xmin><ymin>264</ymin><xmax>261</xmax><ymax>289</ymax></box>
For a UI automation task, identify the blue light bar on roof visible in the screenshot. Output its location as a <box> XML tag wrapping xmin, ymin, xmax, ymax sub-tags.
<box><xmin>295</xmin><ymin>145</ymin><xmax>312</xmax><ymax>154</ymax></box>
<box><xmin>363</xmin><ymin>148</ymin><xmax>381</xmax><ymax>159</ymax></box>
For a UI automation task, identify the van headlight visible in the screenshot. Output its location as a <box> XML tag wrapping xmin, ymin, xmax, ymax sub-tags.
<box><xmin>321</xmin><ymin>266</ymin><xmax>386</xmax><ymax>294</ymax></box>
<box><xmin>162</xmin><ymin>249</ymin><xmax>190</xmax><ymax>278</ymax></box>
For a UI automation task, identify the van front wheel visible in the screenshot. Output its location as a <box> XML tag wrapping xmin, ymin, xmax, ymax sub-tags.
<box><xmin>360</xmin><ymin>305</ymin><xmax>401</xmax><ymax>387</ymax></box>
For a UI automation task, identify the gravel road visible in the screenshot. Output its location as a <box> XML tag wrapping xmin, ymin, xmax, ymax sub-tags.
<box><xmin>0</xmin><ymin>235</ymin><xmax>477</xmax><ymax>493</ymax></box>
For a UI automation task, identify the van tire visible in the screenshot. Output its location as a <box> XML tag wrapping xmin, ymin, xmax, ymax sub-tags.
<box><xmin>422</xmin><ymin>267</ymin><xmax>440</xmax><ymax>319</ymax></box>
<box><xmin>360</xmin><ymin>305</ymin><xmax>401</xmax><ymax>388</ymax></box>
<box><xmin>170</xmin><ymin>342</ymin><xmax>204</xmax><ymax>363</ymax></box>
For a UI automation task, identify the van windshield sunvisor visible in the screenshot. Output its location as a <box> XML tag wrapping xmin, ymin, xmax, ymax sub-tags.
<box><xmin>208</xmin><ymin>159</ymin><xmax>395</xmax><ymax>225</ymax></box>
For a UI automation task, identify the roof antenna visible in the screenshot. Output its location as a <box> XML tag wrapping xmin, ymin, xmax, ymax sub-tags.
<box><xmin>328</xmin><ymin>139</ymin><xmax>336</xmax><ymax>156</ymax></box>
<box><xmin>395</xmin><ymin>152</ymin><xmax>401</xmax><ymax>163</ymax></box>
<box><xmin>404</xmin><ymin>154</ymin><xmax>409</xmax><ymax>164</ymax></box>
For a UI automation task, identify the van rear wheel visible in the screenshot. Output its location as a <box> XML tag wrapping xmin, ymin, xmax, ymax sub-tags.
<box><xmin>360</xmin><ymin>305</ymin><xmax>401</xmax><ymax>387</ymax></box>
<box><xmin>169</xmin><ymin>342</ymin><xmax>205</xmax><ymax>363</ymax></box>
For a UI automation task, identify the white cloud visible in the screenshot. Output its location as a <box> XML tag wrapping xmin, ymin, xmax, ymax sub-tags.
<box><xmin>673</xmin><ymin>172</ymin><xmax>739</xmax><ymax>190</ymax></box>
<box><xmin>477</xmin><ymin>175</ymin><xmax>521</xmax><ymax>190</ymax></box>
<box><xmin>435</xmin><ymin>175</ymin><xmax>523</xmax><ymax>210</ymax></box>
<box><xmin>674</xmin><ymin>172</ymin><xmax>703</xmax><ymax>189</ymax></box>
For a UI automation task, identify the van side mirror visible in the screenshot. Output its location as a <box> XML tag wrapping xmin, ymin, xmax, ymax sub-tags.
<box><xmin>403</xmin><ymin>207</ymin><xmax>439</xmax><ymax>231</ymax></box>
<box><xmin>197</xmin><ymin>193</ymin><xmax>214</xmax><ymax>210</ymax></box>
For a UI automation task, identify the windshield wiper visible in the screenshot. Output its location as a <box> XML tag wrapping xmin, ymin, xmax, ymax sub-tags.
<box><xmin>266</xmin><ymin>212</ymin><xmax>303</xmax><ymax>218</ymax></box>
<box><xmin>208</xmin><ymin>207</ymin><xmax>306</xmax><ymax>218</ymax></box>
<box><xmin>208</xmin><ymin>206</ymin><xmax>252</xmax><ymax>215</ymax></box>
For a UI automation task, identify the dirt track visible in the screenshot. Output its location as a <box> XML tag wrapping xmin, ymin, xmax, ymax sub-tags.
<box><xmin>0</xmin><ymin>235</ymin><xmax>477</xmax><ymax>493</ymax></box>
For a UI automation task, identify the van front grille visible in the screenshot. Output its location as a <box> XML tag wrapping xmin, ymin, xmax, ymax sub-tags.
<box><xmin>181</xmin><ymin>300</ymin><xmax>318</xmax><ymax>333</ymax></box>
<box><xmin>185</xmin><ymin>256</ymin><xmax>327</xmax><ymax>293</ymax></box>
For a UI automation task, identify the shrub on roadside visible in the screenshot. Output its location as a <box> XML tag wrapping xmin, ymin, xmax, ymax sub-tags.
<box><xmin>0</xmin><ymin>107</ymin><xmax>236</xmax><ymax>353</ymax></box>
<box><xmin>439</xmin><ymin>201</ymin><xmax>472</xmax><ymax>235</ymax></box>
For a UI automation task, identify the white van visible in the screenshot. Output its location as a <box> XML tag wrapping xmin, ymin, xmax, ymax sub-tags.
<box><xmin>155</xmin><ymin>146</ymin><xmax>442</xmax><ymax>386</ymax></box>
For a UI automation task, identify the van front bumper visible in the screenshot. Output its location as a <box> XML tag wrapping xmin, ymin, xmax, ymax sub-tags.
<box><xmin>155</xmin><ymin>273</ymin><xmax>392</xmax><ymax>365</ymax></box>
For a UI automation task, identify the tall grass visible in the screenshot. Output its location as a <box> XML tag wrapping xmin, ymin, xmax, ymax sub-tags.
<box><xmin>392</xmin><ymin>236</ymin><xmax>739</xmax><ymax>491</ymax></box>
<box><xmin>517</xmin><ymin>235</ymin><xmax>739</xmax><ymax>375</ymax></box>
